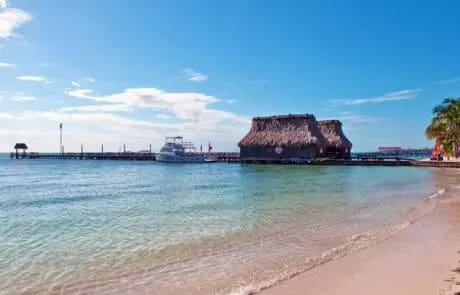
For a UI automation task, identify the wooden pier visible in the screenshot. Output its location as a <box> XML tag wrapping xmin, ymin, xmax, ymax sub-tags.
<box><xmin>10</xmin><ymin>151</ymin><xmax>240</xmax><ymax>162</ymax></box>
<box><xmin>240</xmin><ymin>157</ymin><xmax>412</xmax><ymax>166</ymax></box>
<box><xmin>11</xmin><ymin>152</ymin><xmax>156</xmax><ymax>161</ymax></box>
<box><xmin>9</xmin><ymin>151</ymin><xmax>460</xmax><ymax>168</ymax></box>
<box><xmin>409</xmin><ymin>160</ymin><xmax>460</xmax><ymax>168</ymax></box>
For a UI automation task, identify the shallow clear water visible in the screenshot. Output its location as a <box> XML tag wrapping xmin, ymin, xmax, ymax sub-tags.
<box><xmin>0</xmin><ymin>157</ymin><xmax>447</xmax><ymax>294</ymax></box>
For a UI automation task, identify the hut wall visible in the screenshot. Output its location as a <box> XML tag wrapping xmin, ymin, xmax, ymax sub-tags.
<box><xmin>323</xmin><ymin>147</ymin><xmax>351</xmax><ymax>159</ymax></box>
<box><xmin>240</xmin><ymin>145</ymin><xmax>318</xmax><ymax>160</ymax></box>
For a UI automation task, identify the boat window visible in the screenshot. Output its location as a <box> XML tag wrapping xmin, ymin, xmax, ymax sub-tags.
<box><xmin>160</xmin><ymin>147</ymin><xmax>173</xmax><ymax>152</ymax></box>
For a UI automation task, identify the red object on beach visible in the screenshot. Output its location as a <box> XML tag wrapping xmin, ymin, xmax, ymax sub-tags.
<box><xmin>431</xmin><ymin>138</ymin><xmax>441</xmax><ymax>159</ymax></box>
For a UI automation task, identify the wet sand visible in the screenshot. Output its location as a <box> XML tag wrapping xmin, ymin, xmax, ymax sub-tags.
<box><xmin>261</xmin><ymin>171</ymin><xmax>460</xmax><ymax>295</ymax></box>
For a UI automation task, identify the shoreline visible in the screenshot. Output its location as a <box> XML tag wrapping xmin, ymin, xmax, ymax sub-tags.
<box><xmin>259</xmin><ymin>169</ymin><xmax>460</xmax><ymax>295</ymax></box>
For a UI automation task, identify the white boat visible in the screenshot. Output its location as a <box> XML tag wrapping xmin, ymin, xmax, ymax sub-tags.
<box><xmin>156</xmin><ymin>137</ymin><xmax>213</xmax><ymax>163</ymax></box>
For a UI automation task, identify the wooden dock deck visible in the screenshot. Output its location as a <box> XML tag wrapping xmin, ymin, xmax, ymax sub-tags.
<box><xmin>240</xmin><ymin>157</ymin><xmax>412</xmax><ymax>166</ymax></box>
<box><xmin>409</xmin><ymin>160</ymin><xmax>460</xmax><ymax>168</ymax></box>
<box><xmin>10</xmin><ymin>152</ymin><xmax>241</xmax><ymax>162</ymax></box>
<box><xmin>11</xmin><ymin>152</ymin><xmax>156</xmax><ymax>161</ymax></box>
<box><xmin>9</xmin><ymin>152</ymin><xmax>460</xmax><ymax>168</ymax></box>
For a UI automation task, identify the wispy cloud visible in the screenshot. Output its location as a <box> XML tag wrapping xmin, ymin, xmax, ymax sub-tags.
<box><xmin>64</xmin><ymin>86</ymin><xmax>249</xmax><ymax>127</ymax></box>
<box><xmin>17</xmin><ymin>75</ymin><xmax>53</xmax><ymax>84</ymax></box>
<box><xmin>0</xmin><ymin>1</ymin><xmax>32</xmax><ymax>39</ymax></box>
<box><xmin>435</xmin><ymin>77</ymin><xmax>460</xmax><ymax>85</ymax></box>
<box><xmin>330</xmin><ymin>89</ymin><xmax>423</xmax><ymax>106</ymax></box>
<box><xmin>183</xmin><ymin>68</ymin><xmax>208</xmax><ymax>82</ymax></box>
<box><xmin>0</xmin><ymin>112</ymin><xmax>14</xmax><ymax>119</ymax></box>
<box><xmin>64</xmin><ymin>88</ymin><xmax>94</xmax><ymax>98</ymax></box>
<box><xmin>70</xmin><ymin>78</ymin><xmax>95</xmax><ymax>88</ymax></box>
<box><xmin>0</xmin><ymin>61</ymin><xmax>14</xmax><ymax>67</ymax></box>
<box><xmin>71</xmin><ymin>81</ymin><xmax>81</xmax><ymax>87</ymax></box>
<box><xmin>11</xmin><ymin>95</ymin><xmax>36</xmax><ymax>101</ymax></box>
<box><xmin>0</xmin><ymin>91</ymin><xmax>36</xmax><ymax>102</ymax></box>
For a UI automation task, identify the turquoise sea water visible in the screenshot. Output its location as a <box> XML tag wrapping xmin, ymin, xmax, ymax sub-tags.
<box><xmin>0</xmin><ymin>157</ymin><xmax>449</xmax><ymax>294</ymax></box>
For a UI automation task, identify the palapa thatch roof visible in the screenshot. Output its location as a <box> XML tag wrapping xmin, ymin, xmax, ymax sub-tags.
<box><xmin>238</xmin><ymin>114</ymin><xmax>328</xmax><ymax>148</ymax></box>
<box><xmin>318</xmin><ymin>120</ymin><xmax>352</xmax><ymax>149</ymax></box>
<box><xmin>14</xmin><ymin>143</ymin><xmax>28</xmax><ymax>149</ymax></box>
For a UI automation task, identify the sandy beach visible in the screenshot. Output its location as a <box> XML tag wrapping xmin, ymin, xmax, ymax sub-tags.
<box><xmin>261</xmin><ymin>169</ymin><xmax>460</xmax><ymax>295</ymax></box>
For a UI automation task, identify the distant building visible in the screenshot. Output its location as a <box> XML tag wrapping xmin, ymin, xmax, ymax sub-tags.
<box><xmin>238</xmin><ymin>114</ymin><xmax>352</xmax><ymax>161</ymax></box>
<box><xmin>378</xmin><ymin>146</ymin><xmax>403</xmax><ymax>153</ymax></box>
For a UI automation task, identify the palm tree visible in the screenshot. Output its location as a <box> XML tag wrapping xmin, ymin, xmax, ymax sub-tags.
<box><xmin>426</xmin><ymin>98</ymin><xmax>460</xmax><ymax>159</ymax></box>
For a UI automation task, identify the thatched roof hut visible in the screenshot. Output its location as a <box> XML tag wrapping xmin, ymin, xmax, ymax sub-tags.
<box><xmin>238</xmin><ymin>114</ymin><xmax>327</xmax><ymax>161</ymax></box>
<box><xmin>13</xmin><ymin>143</ymin><xmax>28</xmax><ymax>159</ymax></box>
<box><xmin>239</xmin><ymin>114</ymin><xmax>327</xmax><ymax>148</ymax></box>
<box><xmin>14</xmin><ymin>143</ymin><xmax>28</xmax><ymax>150</ymax></box>
<box><xmin>318</xmin><ymin>120</ymin><xmax>352</xmax><ymax>149</ymax></box>
<box><xmin>318</xmin><ymin>120</ymin><xmax>352</xmax><ymax>158</ymax></box>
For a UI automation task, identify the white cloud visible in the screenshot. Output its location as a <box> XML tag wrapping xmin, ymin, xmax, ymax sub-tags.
<box><xmin>330</xmin><ymin>89</ymin><xmax>423</xmax><ymax>106</ymax></box>
<box><xmin>11</xmin><ymin>95</ymin><xmax>35</xmax><ymax>102</ymax></box>
<box><xmin>64</xmin><ymin>88</ymin><xmax>94</xmax><ymax>98</ymax></box>
<box><xmin>0</xmin><ymin>1</ymin><xmax>6</xmax><ymax>9</ymax></box>
<box><xmin>63</xmin><ymin>87</ymin><xmax>248</xmax><ymax>124</ymax></box>
<box><xmin>0</xmin><ymin>91</ymin><xmax>36</xmax><ymax>102</ymax></box>
<box><xmin>31</xmin><ymin>111</ymin><xmax>160</xmax><ymax>128</ymax></box>
<box><xmin>17</xmin><ymin>75</ymin><xmax>53</xmax><ymax>84</ymax></box>
<box><xmin>0</xmin><ymin>85</ymin><xmax>250</xmax><ymax>152</ymax></box>
<box><xmin>0</xmin><ymin>7</ymin><xmax>32</xmax><ymax>39</ymax></box>
<box><xmin>60</xmin><ymin>86</ymin><xmax>249</xmax><ymax>149</ymax></box>
<box><xmin>0</xmin><ymin>61</ymin><xmax>14</xmax><ymax>67</ymax></box>
<box><xmin>0</xmin><ymin>107</ymin><xmax>248</xmax><ymax>152</ymax></box>
<box><xmin>183</xmin><ymin>68</ymin><xmax>208</xmax><ymax>82</ymax></box>
<box><xmin>69</xmin><ymin>78</ymin><xmax>95</xmax><ymax>88</ymax></box>
<box><xmin>435</xmin><ymin>77</ymin><xmax>460</xmax><ymax>85</ymax></box>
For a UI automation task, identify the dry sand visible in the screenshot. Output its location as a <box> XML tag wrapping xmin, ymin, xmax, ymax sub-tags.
<box><xmin>261</xmin><ymin>170</ymin><xmax>460</xmax><ymax>295</ymax></box>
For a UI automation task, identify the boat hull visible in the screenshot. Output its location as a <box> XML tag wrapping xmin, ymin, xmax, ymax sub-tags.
<box><xmin>156</xmin><ymin>153</ymin><xmax>207</xmax><ymax>163</ymax></box>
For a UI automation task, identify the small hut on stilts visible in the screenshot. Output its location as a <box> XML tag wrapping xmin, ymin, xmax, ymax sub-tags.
<box><xmin>318</xmin><ymin>120</ymin><xmax>352</xmax><ymax>158</ymax></box>
<box><xmin>13</xmin><ymin>143</ymin><xmax>28</xmax><ymax>159</ymax></box>
<box><xmin>238</xmin><ymin>114</ymin><xmax>328</xmax><ymax>162</ymax></box>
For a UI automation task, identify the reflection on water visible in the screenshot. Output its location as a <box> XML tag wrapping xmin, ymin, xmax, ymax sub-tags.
<box><xmin>0</xmin><ymin>158</ymin><xmax>451</xmax><ymax>294</ymax></box>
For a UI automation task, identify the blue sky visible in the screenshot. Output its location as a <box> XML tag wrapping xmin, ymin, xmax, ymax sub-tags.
<box><xmin>1</xmin><ymin>0</ymin><xmax>460</xmax><ymax>152</ymax></box>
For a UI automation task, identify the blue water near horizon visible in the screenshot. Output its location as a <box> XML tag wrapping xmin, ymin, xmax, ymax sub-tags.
<box><xmin>0</xmin><ymin>157</ymin><xmax>446</xmax><ymax>294</ymax></box>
